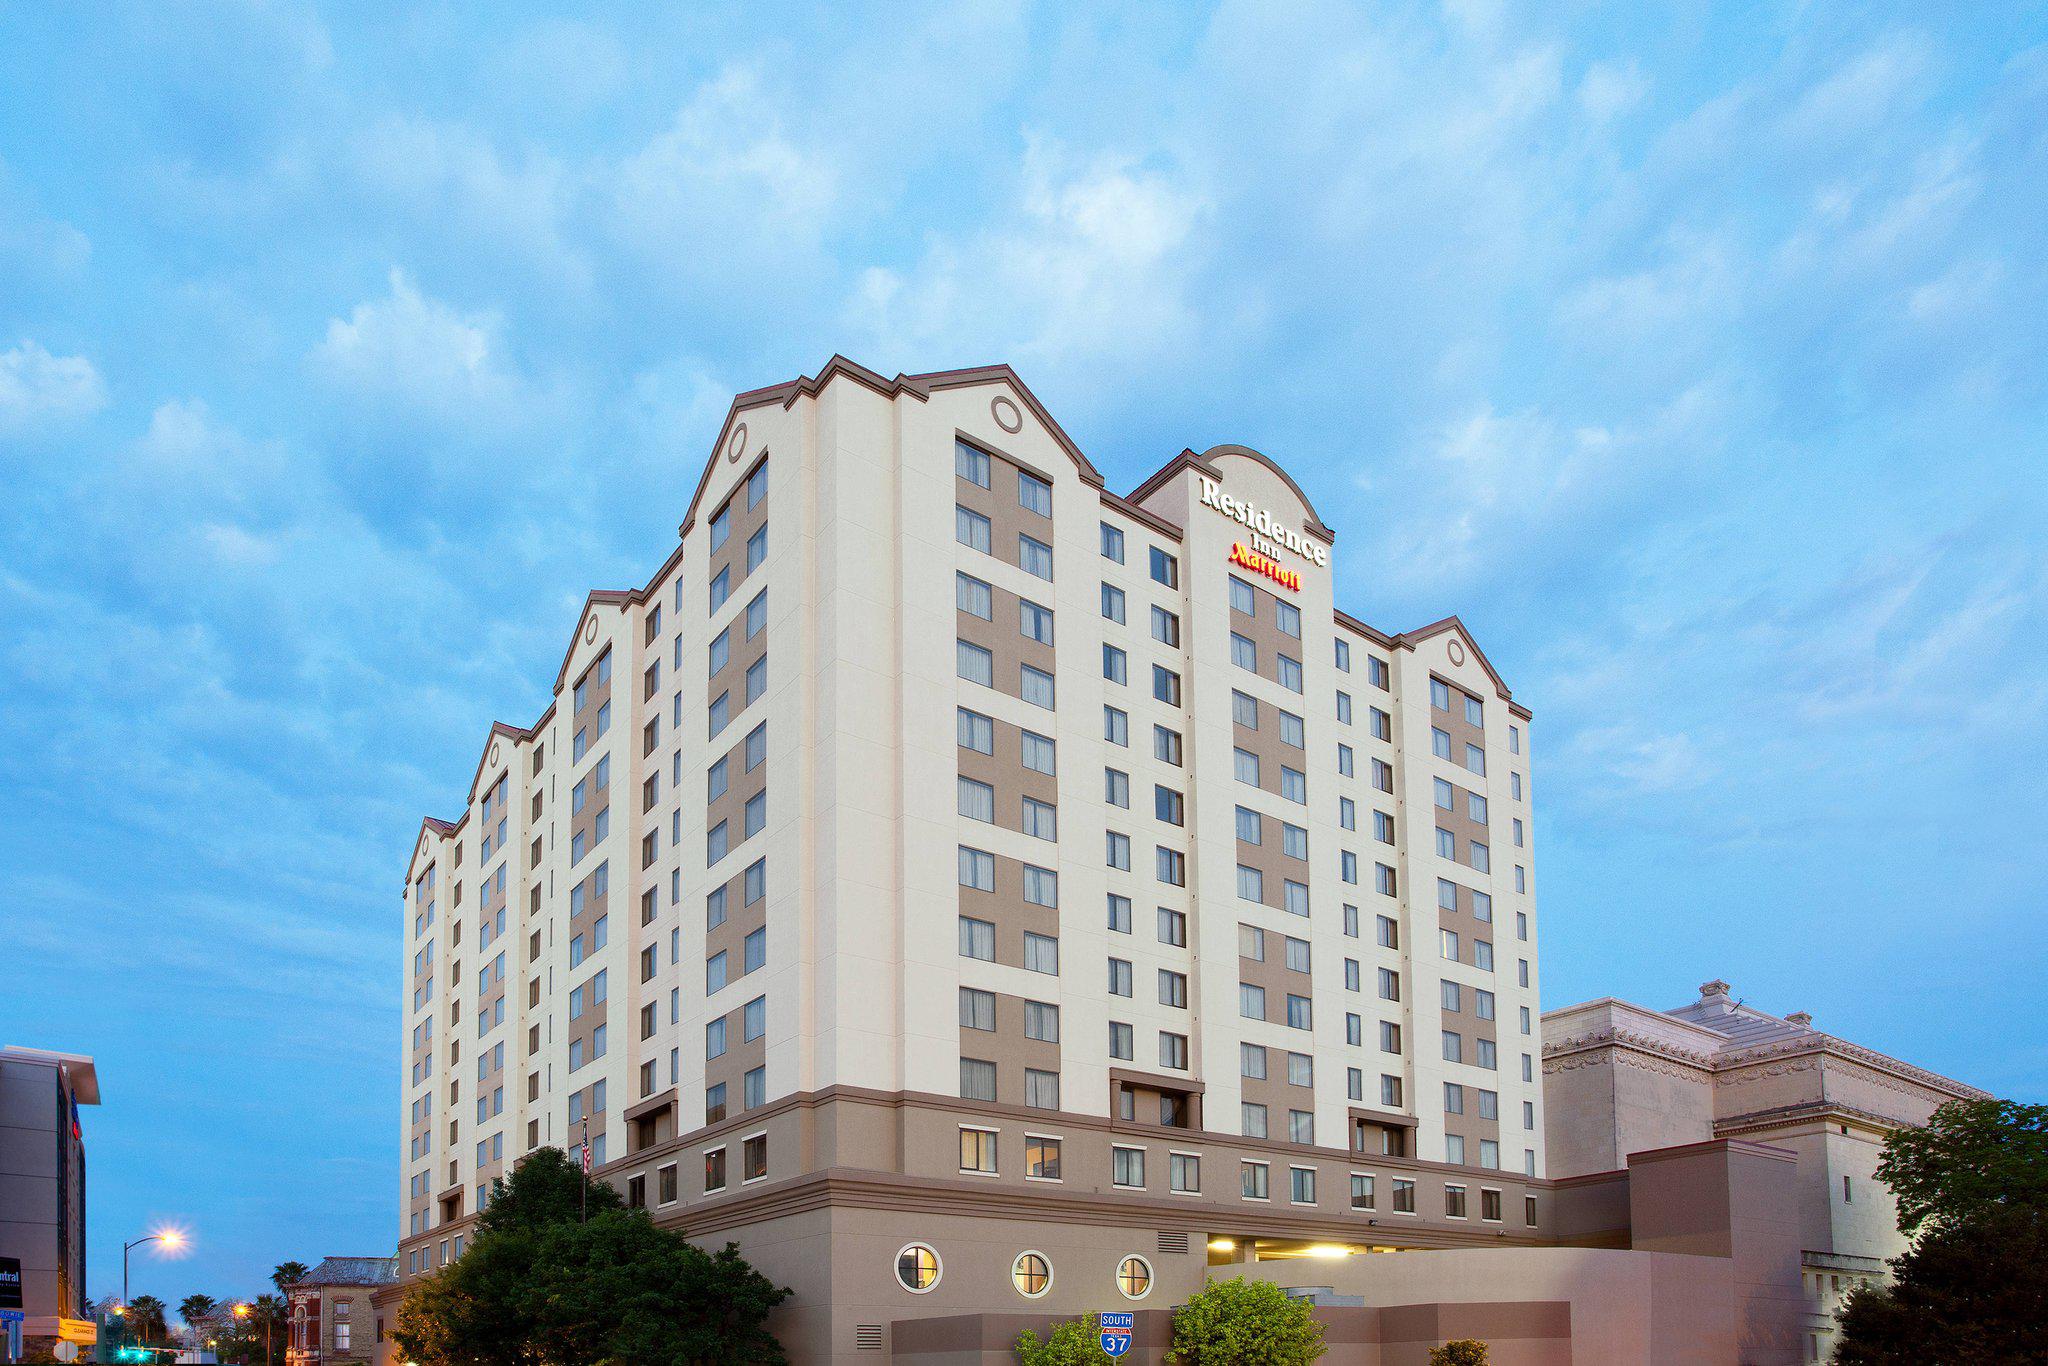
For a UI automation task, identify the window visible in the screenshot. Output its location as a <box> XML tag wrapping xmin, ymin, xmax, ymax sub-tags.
<box><xmin>1105</xmin><ymin>768</ymin><xmax>1130</xmax><ymax>808</ymax></box>
<box><xmin>1023</xmin><ymin>865</ymin><xmax>1059</xmax><ymax>908</ymax></box>
<box><xmin>957</xmin><ymin>707</ymin><xmax>994</xmax><ymax>755</ymax></box>
<box><xmin>1024</xmin><ymin>999</ymin><xmax>1060</xmax><ymax>1043</ymax></box>
<box><xmin>1109</xmin><ymin>959</ymin><xmax>1133</xmax><ymax>996</ymax></box>
<box><xmin>1117</xmin><ymin>1255</ymin><xmax>1153</xmax><ymax>1299</ymax></box>
<box><xmin>956</xmin><ymin>572</ymin><xmax>992</xmax><ymax>619</ymax></box>
<box><xmin>1112</xmin><ymin>1147</ymin><xmax>1146</xmax><ymax>1189</ymax></box>
<box><xmin>1393</xmin><ymin>1178</ymin><xmax>1416</xmax><ymax>1213</ymax></box>
<box><xmin>1101</xmin><ymin>581</ymin><xmax>1126</xmax><ymax>623</ymax></box>
<box><xmin>1101</xmin><ymin>522</ymin><xmax>1125</xmax><ymax>562</ymax></box>
<box><xmin>1157</xmin><ymin>907</ymin><xmax>1186</xmax><ymax>946</ymax></box>
<box><xmin>958</xmin><ymin>846</ymin><xmax>995</xmax><ymax>891</ymax></box>
<box><xmin>1025</xmin><ymin>1067</ymin><xmax>1060</xmax><ymax>1110</ymax></box>
<box><xmin>1446</xmin><ymin>1184</ymin><xmax>1468</xmax><ymax>1218</ymax></box>
<box><xmin>1234</xmin><ymin>747</ymin><xmax>1260</xmax><ymax>786</ymax></box>
<box><xmin>1159</xmin><ymin>1031</ymin><xmax>1188</xmax><ymax>1070</ymax></box>
<box><xmin>1020</xmin><ymin>663</ymin><xmax>1056</xmax><ymax>709</ymax></box>
<box><xmin>1158</xmin><ymin>969</ymin><xmax>1187</xmax><ymax>1008</ymax></box>
<box><xmin>1151</xmin><ymin>605</ymin><xmax>1180</xmax><ymax>646</ymax></box>
<box><xmin>1107</xmin><ymin>894</ymin><xmax>1132</xmax><ymax>933</ymax></box>
<box><xmin>1106</xmin><ymin>830</ymin><xmax>1131</xmax><ymax>870</ymax></box>
<box><xmin>955</xmin><ymin>984</ymin><xmax>998</xmax><ymax>1033</ymax></box>
<box><xmin>1231</xmin><ymin>632</ymin><xmax>1257</xmax><ymax>671</ymax></box>
<box><xmin>960</xmin><ymin>1127</ymin><xmax>998</xmax><ymax>1174</ymax></box>
<box><xmin>955</xmin><ymin>504</ymin><xmax>991</xmax><ymax>553</ymax></box>
<box><xmin>1291</xmin><ymin>1167</ymin><xmax>1316</xmax><ymax>1204</ymax></box>
<box><xmin>1018</xmin><ymin>468</ymin><xmax>1052</xmax><ymax>515</ymax></box>
<box><xmin>1155</xmin><ymin>785</ymin><xmax>1184</xmax><ymax>826</ymax></box>
<box><xmin>1024</xmin><ymin>931</ymin><xmax>1059</xmax><ymax>974</ymax></box>
<box><xmin>1277</xmin><ymin>654</ymin><xmax>1303</xmax><ymax>692</ymax></box>
<box><xmin>1012</xmin><ymin>1250</ymin><xmax>1052</xmax><ymax>1298</ymax></box>
<box><xmin>1242</xmin><ymin>1161</ymin><xmax>1270</xmax><ymax>1199</ymax></box>
<box><xmin>958</xmin><ymin>915</ymin><xmax>995</xmax><ymax>960</ymax></box>
<box><xmin>1351</xmin><ymin>1173</ymin><xmax>1376</xmax><ymax>1210</ymax></box>
<box><xmin>1018</xmin><ymin>534</ymin><xmax>1054</xmax><ymax>580</ymax></box>
<box><xmin>1239</xmin><ymin>983</ymin><xmax>1266</xmax><ymax>1019</ymax></box>
<box><xmin>1105</xmin><ymin>706</ymin><xmax>1129</xmax><ymax>746</ymax></box>
<box><xmin>1109</xmin><ymin>1020</ymin><xmax>1134</xmax><ymax>1058</ymax></box>
<box><xmin>1149</xmin><ymin>546</ymin><xmax>1177</xmax><ymax>587</ymax></box>
<box><xmin>1027</xmin><ymin>1135</ymin><xmax>1063</xmax><ymax>1179</ymax></box>
<box><xmin>1022</xmin><ymin>795</ymin><xmax>1057</xmax><ymax>841</ymax></box>
<box><xmin>1276</xmin><ymin>599</ymin><xmax>1301</xmax><ymax>637</ymax></box>
<box><xmin>896</xmin><ymin>1243</ymin><xmax>941</xmax><ymax>1293</ymax></box>
<box><xmin>955</xmin><ymin>439</ymin><xmax>990</xmax><ymax>487</ymax></box>
<box><xmin>1286</xmin><ymin>994</ymin><xmax>1312</xmax><ymax>1029</ymax></box>
<box><xmin>957</xmin><ymin>639</ymin><xmax>993</xmax><ymax>686</ymax></box>
<box><xmin>1152</xmin><ymin>665</ymin><xmax>1181</xmax><ymax>706</ymax></box>
<box><xmin>1236</xmin><ymin>806</ymin><xmax>1262</xmax><ymax>844</ymax></box>
<box><xmin>1020</xmin><ymin>598</ymin><xmax>1055</xmax><ymax>644</ymax></box>
<box><xmin>1154</xmin><ymin>726</ymin><xmax>1182</xmax><ymax>765</ymax></box>
<box><xmin>1241</xmin><ymin>1041</ymin><xmax>1267</xmax><ymax>1078</ymax></box>
<box><xmin>1242</xmin><ymin>1102</ymin><xmax>1269</xmax><ymax>1138</ymax></box>
<box><xmin>1155</xmin><ymin>846</ymin><xmax>1185</xmax><ymax>886</ymax></box>
<box><xmin>959</xmin><ymin>1057</ymin><xmax>997</xmax><ymax>1101</ymax></box>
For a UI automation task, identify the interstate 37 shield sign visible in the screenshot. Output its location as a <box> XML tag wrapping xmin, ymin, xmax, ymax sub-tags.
<box><xmin>1099</xmin><ymin>1311</ymin><xmax>1134</xmax><ymax>1357</ymax></box>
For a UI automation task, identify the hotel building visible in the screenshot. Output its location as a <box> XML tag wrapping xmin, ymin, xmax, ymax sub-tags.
<box><xmin>0</xmin><ymin>1045</ymin><xmax>98</xmax><ymax>1359</ymax></box>
<box><xmin>392</xmin><ymin>358</ymin><xmax>1549</xmax><ymax>1359</ymax></box>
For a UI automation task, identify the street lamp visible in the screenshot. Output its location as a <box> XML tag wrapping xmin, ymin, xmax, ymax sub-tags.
<box><xmin>120</xmin><ymin>1229</ymin><xmax>187</xmax><ymax>1344</ymax></box>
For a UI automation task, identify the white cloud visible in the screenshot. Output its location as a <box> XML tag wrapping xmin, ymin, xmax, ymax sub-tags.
<box><xmin>849</xmin><ymin>139</ymin><xmax>1207</xmax><ymax>375</ymax></box>
<box><xmin>610</xmin><ymin>66</ymin><xmax>839</xmax><ymax>274</ymax></box>
<box><xmin>1577</xmin><ymin>59</ymin><xmax>1650</xmax><ymax>123</ymax></box>
<box><xmin>308</xmin><ymin>269</ymin><xmax>520</xmax><ymax>419</ymax></box>
<box><xmin>0</xmin><ymin>340</ymin><xmax>107</xmax><ymax>436</ymax></box>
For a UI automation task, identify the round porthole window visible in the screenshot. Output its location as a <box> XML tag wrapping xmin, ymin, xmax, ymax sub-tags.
<box><xmin>895</xmin><ymin>1242</ymin><xmax>941</xmax><ymax>1293</ymax></box>
<box><xmin>1012</xmin><ymin>1250</ymin><xmax>1052</xmax><ymax>1298</ymax></box>
<box><xmin>1116</xmin><ymin>1254</ymin><xmax>1153</xmax><ymax>1299</ymax></box>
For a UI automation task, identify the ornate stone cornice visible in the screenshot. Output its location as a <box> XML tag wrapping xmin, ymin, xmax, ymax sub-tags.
<box><xmin>1714</xmin><ymin>1099</ymin><xmax>1913</xmax><ymax>1140</ymax></box>
<box><xmin>1543</xmin><ymin>1026</ymin><xmax>1716</xmax><ymax>1072</ymax></box>
<box><xmin>1547</xmin><ymin>1025</ymin><xmax>1985</xmax><ymax>1105</ymax></box>
<box><xmin>1715</xmin><ymin>1034</ymin><xmax>1987</xmax><ymax>1102</ymax></box>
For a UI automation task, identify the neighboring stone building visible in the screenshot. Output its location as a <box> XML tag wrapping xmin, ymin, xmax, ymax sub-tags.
<box><xmin>285</xmin><ymin>1257</ymin><xmax>396</xmax><ymax>1366</ymax></box>
<box><xmin>1543</xmin><ymin>980</ymin><xmax>1987</xmax><ymax>1364</ymax></box>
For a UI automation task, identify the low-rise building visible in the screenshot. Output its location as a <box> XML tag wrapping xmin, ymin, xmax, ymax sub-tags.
<box><xmin>285</xmin><ymin>1257</ymin><xmax>396</xmax><ymax>1366</ymax></box>
<box><xmin>1543</xmin><ymin>979</ymin><xmax>1987</xmax><ymax>1363</ymax></box>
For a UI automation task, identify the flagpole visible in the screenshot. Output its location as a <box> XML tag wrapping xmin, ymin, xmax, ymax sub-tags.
<box><xmin>580</xmin><ymin>1117</ymin><xmax>589</xmax><ymax>1223</ymax></box>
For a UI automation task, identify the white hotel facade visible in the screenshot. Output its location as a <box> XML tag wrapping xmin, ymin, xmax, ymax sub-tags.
<box><xmin>395</xmin><ymin>359</ymin><xmax>1546</xmax><ymax>1361</ymax></box>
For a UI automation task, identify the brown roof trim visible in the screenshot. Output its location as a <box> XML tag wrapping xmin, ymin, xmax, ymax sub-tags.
<box><xmin>1126</xmin><ymin>445</ymin><xmax>1335</xmax><ymax>544</ymax></box>
<box><xmin>549</xmin><ymin>593</ymin><xmax>627</xmax><ymax>694</ymax></box>
<box><xmin>1393</xmin><ymin>615</ymin><xmax>1515</xmax><ymax>704</ymax></box>
<box><xmin>464</xmin><ymin>720</ymin><xmax>533</xmax><ymax>804</ymax></box>
<box><xmin>679</xmin><ymin>357</ymin><xmax>1106</xmax><ymax>538</ymax></box>
<box><xmin>1332</xmin><ymin>608</ymin><xmax>1396</xmax><ymax>649</ymax></box>
<box><xmin>1099</xmin><ymin>489</ymin><xmax>1183</xmax><ymax>541</ymax></box>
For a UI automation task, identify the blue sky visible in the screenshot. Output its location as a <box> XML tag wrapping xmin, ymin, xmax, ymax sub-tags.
<box><xmin>3</xmin><ymin>0</ymin><xmax>2044</xmax><ymax>1303</ymax></box>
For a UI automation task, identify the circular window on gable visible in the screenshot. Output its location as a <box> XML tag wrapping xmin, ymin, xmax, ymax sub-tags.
<box><xmin>1117</xmin><ymin>1254</ymin><xmax>1153</xmax><ymax>1299</ymax></box>
<box><xmin>896</xmin><ymin>1242</ymin><xmax>941</xmax><ymax>1293</ymax></box>
<box><xmin>1012</xmin><ymin>1250</ymin><xmax>1052</xmax><ymax>1298</ymax></box>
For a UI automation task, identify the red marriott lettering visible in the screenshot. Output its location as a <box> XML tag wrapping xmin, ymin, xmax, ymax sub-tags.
<box><xmin>1229</xmin><ymin>541</ymin><xmax>1302</xmax><ymax>592</ymax></box>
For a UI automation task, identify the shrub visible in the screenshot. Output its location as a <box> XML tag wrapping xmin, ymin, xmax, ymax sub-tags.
<box><xmin>1430</xmin><ymin>1342</ymin><xmax>1490</xmax><ymax>1366</ymax></box>
<box><xmin>1168</xmin><ymin>1277</ymin><xmax>1325</xmax><ymax>1365</ymax></box>
<box><xmin>1016</xmin><ymin>1315</ymin><xmax>1116</xmax><ymax>1365</ymax></box>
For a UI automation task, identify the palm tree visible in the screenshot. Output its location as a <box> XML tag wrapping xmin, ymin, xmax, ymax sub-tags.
<box><xmin>178</xmin><ymin>1292</ymin><xmax>218</xmax><ymax>1326</ymax></box>
<box><xmin>270</xmin><ymin>1261</ymin><xmax>309</xmax><ymax>1295</ymax></box>
<box><xmin>126</xmin><ymin>1293</ymin><xmax>169</xmax><ymax>1344</ymax></box>
<box><xmin>250</xmin><ymin>1292</ymin><xmax>289</xmax><ymax>1366</ymax></box>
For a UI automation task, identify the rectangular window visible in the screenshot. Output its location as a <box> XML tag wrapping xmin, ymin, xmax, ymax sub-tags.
<box><xmin>959</xmin><ymin>1057</ymin><xmax>997</xmax><ymax>1102</ymax></box>
<box><xmin>957</xmin><ymin>639</ymin><xmax>994</xmax><ymax>686</ymax></box>
<box><xmin>957</xmin><ymin>707</ymin><xmax>994</xmax><ymax>754</ymax></box>
<box><xmin>956</xmin><ymin>572</ymin><xmax>992</xmax><ymax>619</ymax></box>
<box><xmin>1028</xmin><ymin>1134</ymin><xmax>1064</xmax><ymax>1179</ymax></box>
<box><xmin>959</xmin><ymin>987</ymin><xmax>995</xmax><ymax>1031</ymax></box>
<box><xmin>1023</xmin><ymin>931</ymin><xmax>1059</xmax><ymax>974</ymax></box>
<box><xmin>1018</xmin><ymin>468</ymin><xmax>1052</xmax><ymax>515</ymax></box>
<box><xmin>1025</xmin><ymin>1067</ymin><xmax>1060</xmax><ymax>1110</ymax></box>
<box><xmin>1020</xmin><ymin>598</ymin><xmax>1055</xmax><ymax>645</ymax></box>
<box><xmin>955</xmin><ymin>504</ymin><xmax>991</xmax><ymax>553</ymax></box>
<box><xmin>1106</xmin><ymin>768</ymin><xmax>1130</xmax><ymax>807</ymax></box>
<box><xmin>1151</xmin><ymin>605</ymin><xmax>1180</xmax><ymax>646</ymax></box>
<box><xmin>956</xmin><ymin>439</ymin><xmax>991</xmax><ymax>487</ymax></box>
<box><xmin>1020</xmin><ymin>663</ymin><xmax>1056</xmax><ymax>709</ymax></box>
<box><xmin>1105</xmin><ymin>705</ymin><xmax>1129</xmax><ymax>746</ymax></box>
<box><xmin>1351</xmin><ymin>1173</ymin><xmax>1376</xmax><ymax>1210</ymax></box>
<box><xmin>1149</xmin><ymin>546</ymin><xmax>1177</xmax><ymax>587</ymax></box>
<box><xmin>1112</xmin><ymin>1146</ymin><xmax>1146</xmax><ymax>1188</ymax></box>
<box><xmin>1018</xmin><ymin>534</ymin><xmax>1054</xmax><ymax>580</ymax></box>
<box><xmin>1291</xmin><ymin>1167</ymin><xmax>1316</xmax><ymax>1204</ymax></box>
<box><xmin>1101</xmin><ymin>581</ymin><xmax>1127</xmax><ymax>623</ymax></box>
<box><xmin>959</xmin><ymin>1127</ymin><xmax>998</xmax><ymax>1174</ymax></box>
<box><xmin>958</xmin><ymin>915</ymin><xmax>995</xmax><ymax>961</ymax></box>
<box><xmin>1242</xmin><ymin>1161</ymin><xmax>1270</xmax><ymax>1199</ymax></box>
<box><xmin>1171</xmin><ymin>1152</ymin><xmax>1200</xmax><ymax>1193</ymax></box>
<box><xmin>1103</xmin><ymin>643</ymin><xmax>1127</xmax><ymax>684</ymax></box>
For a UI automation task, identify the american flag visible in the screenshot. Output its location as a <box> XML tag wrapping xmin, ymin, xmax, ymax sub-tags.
<box><xmin>581</xmin><ymin>1118</ymin><xmax>590</xmax><ymax>1174</ymax></box>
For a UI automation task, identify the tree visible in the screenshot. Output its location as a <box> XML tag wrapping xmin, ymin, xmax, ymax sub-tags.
<box><xmin>1876</xmin><ymin>1099</ymin><xmax>2048</xmax><ymax>1235</ymax></box>
<box><xmin>270</xmin><ymin>1261</ymin><xmax>309</xmax><ymax>1295</ymax></box>
<box><xmin>1168</xmin><ymin>1277</ymin><xmax>1326</xmax><ymax>1366</ymax></box>
<box><xmin>178</xmin><ymin>1293</ymin><xmax>219</xmax><ymax>1327</ymax></box>
<box><xmin>523</xmin><ymin>1217</ymin><xmax>789</xmax><ymax>1365</ymax></box>
<box><xmin>478</xmin><ymin>1144</ymin><xmax>622</xmax><ymax>1235</ymax></box>
<box><xmin>1832</xmin><ymin>1204</ymin><xmax>2048</xmax><ymax>1363</ymax></box>
<box><xmin>1016</xmin><ymin>1316</ymin><xmax>1116</xmax><ymax>1365</ymax></box>
<box><xmin>1430</xmin><ymin>1343</ymin><xmax>1489</xmax><ymax>1366</ymax></box>
<box><xmin>126</xmin><ymin>1294</ymin><xmax>169</xmax><ymax>1344</ymax></box>
<box><xmin>394</xmin><ymin>1148</ymin><xmax>788</xmax><ymax>1366</ymax></box>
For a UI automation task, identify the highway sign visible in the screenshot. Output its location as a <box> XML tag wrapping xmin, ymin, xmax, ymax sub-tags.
<box><xmin>1099</xmin><ymin>1310</ymin><xmax>1133</xmax><ymax>1357</ymax></box>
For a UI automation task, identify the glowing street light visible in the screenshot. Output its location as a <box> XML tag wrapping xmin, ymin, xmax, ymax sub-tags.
<box><xmin>119</xmin><ymin>1227</ymin><xmax>191</xmax><ymax>1338</ymax></box>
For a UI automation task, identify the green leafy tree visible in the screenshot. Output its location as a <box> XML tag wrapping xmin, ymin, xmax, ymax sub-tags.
<box><xmin>270</xmin><ymin>1261</ymin><xmax>309</xmax><ymax>1295</ymax></box>
<box><xmin>178</xmin><ymin>1293</ymin><xmax>219</xmax><ymax>1327</ymax></box>
<box><xmin>1015</xmin><ymin>1314</ymin><xmax>1117</xmax><ymax>1365</ymax></box>
<box><xmin>479</xmin><ymin>1144</ymin><xmax>623</xmax><ymax>1234</ymax></box>
<box><xmin>1168</xmin><ymin>1277</ymin><xmax>1325</xmax><ymax>1366</ymax></box>
<box><xmin>524</xmin><ymin>1217</ymin><xmax>789</xmax><ymax>1365</ymax></box>
<box><xmin>1430</xmin><ymin>1343</ymin><xmax>1489</xmax><ymax>1366</ymax></box>
<box><xmin>1876</xmin><ymin>1099</ymin><xmax>2048</xmax><ymax>1235</ymax></box>
<box><xmin>1832</xmin><ymin>1204</ymin><xmax>2048</xmax><ymax>1363</ymax></box>
<box><xmin>394</xmin><ymin>1148</ymin><xmax>787</xmax><ymax>1366</ymax></box>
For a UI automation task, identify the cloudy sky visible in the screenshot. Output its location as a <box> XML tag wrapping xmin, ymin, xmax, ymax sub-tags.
<box><xmin>3</xmin><ymin>0</ymin><xmax>2044</xmax><ymax>1300</ymax></box>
